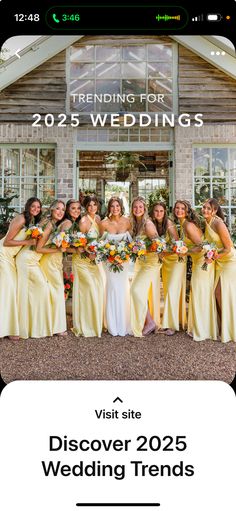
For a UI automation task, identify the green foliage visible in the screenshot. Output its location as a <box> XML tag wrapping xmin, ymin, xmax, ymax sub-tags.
<box><xmin>0</xmin><ymin>195</ymin><xmax>18</xmax><ymax>235</ymax></box>
<box><xmin>105</xmin><ymin>152</ymin><xmax>146</xmax><ymax>180</ymax></box>
<box><xmin>147</xmin><ymin>187</ymin><xmax>169</xmax><ymax>214</ymax></box>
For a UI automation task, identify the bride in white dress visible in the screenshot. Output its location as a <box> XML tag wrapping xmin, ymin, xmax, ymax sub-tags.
<box><xmin>100</xmin><ymin>197</ymin><xmax>132</xmax><ymax>336</ymax></box>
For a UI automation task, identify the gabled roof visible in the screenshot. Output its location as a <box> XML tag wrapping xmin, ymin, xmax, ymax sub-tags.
<box><xmin>0</xmin><ymin>36</ymin><xmax>82</xmax><ymax>91</ymax></box>
<box><xmin>170</xmin><ymin>35</ymin><xmax>236</xmax><ymax>80</ymax></box>
<box><xmin>0</xmin><ymin>34</ymin><xmax>235</xmax><ymax>92</ymax></box>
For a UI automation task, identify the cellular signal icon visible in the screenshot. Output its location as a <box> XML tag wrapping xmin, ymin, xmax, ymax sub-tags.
<box><xmin>156</xmin><ymin>14</ymin><xmax>181</xmax><ymax>22</ymax></box>
<box><xmin>192</xmin><ymin>14</ymin><xmax>204</xmax><ymax>21</ymax></box>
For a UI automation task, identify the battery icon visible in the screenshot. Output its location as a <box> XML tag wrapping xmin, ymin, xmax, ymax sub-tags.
<box><xmin>206</xmin><ymin>13</ymin><xmax>222</xmax><ymax>21</ymax></box>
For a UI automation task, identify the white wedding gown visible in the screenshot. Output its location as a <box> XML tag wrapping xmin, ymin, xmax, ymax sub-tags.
<box><xmin>104</xmin><ymin>232</ymin><xmax>132</xmax><ymax>336</ymax></box>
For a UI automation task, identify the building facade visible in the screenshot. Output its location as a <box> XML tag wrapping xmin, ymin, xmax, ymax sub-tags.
<box><xmin>0</xmin><ymin>34</ymin><xmax>236</xmax><ymax>233</ymax></box>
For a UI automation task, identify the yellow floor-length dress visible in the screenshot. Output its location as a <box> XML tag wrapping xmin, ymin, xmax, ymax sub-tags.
<box><xmin>183</xmin><ymin>227</ymin><xmax>217</xmax><ymax>341</ymax></box>
<box><xmin>130</xmin><ymin>247</ymin><xmax>161</xmax><ymax>337</ymax></box>
<box><xmin>161</xmin><ymin>233</ymin><xmax>186</xmax><ymax>331</ymax></box>
<box><xmin>205</xmin><ymin>219</ymin><xmax>236</xmax><ymax>342</ymax></box>
<box><xmin>15</xmin><ymin>246</ymin><xmax>53</xmax><ymax>338</ymax></box>
<box><xmin>0</xmin><ymin>228</ymin><xmax>27</xmax><ymax>337</ymax></box>
<box><xmin>40</xmin><ymin>247</ymin><xmax>67</xmax><ymax>335</ymax></box>
<box><xmin>72</xmin><ymin>217</ymin><xmax>104</xmax><ymax>337</ymax></box>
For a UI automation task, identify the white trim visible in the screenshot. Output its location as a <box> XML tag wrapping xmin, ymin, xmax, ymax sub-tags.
<box><xmin>170</xmin><ymin>35</ymin><xmax>236</xmax><ymax>80</ymax></box>
<box><xmin>0</xmin><ymin>36</ymin><xmax>84</xmax><ymax>91</ymax></box>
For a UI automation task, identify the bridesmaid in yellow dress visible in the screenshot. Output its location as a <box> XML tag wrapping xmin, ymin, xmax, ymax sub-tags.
<box><xmin>0</xmin><ymin>197</ymin><xmax>42</xmax><ymax>340</ymax></box>
<box><xmin>15</xmin><ymin>201</ymin><xmax>54</xmax><ymax>339</ymax></box>
<box><xmin>174</xmin><ymin>200</ymin><xmax>217</xmax><ymax>341</ymax></box>
<box><xmin>71</xmin><ymin>195</ymin><xmax>104</xmax><ymax>337</ymax></box>
<box><xmin>130</xmin><ymin>196</ymin><xmax>160</xmax><ymax>337</ymax></box>
<box><xmin>202</xmin><ymin>198</ymin><xmax>236</xmax><ymax>343</ymax></box>
<box><xmin>151</xmin><ymin>201</ymin><xmax>186</xmax><ymax>335</ymax></box>
<box><xmin>36</xmin><ymin>200</ymin><xmax>67</xmax><ymax>336</ymax></box>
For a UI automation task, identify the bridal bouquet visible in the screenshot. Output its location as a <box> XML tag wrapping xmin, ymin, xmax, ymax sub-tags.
<box><xmin>96</xmin><ymin>239</ymin><xmax>130</xmax><ymax>273</ymax></box>
<box><xmin>128</xmin><ymin>237</ymin><xmax>147</xmax><ymax>262</ymax></box>
<box><xmin>171</xmin><ymin>239</ymin><xmax>188</xmax><ymax>262</ymax></box>
<box><xmin>145</xmin><ymin>237</ymin><xmax>167</xmax><ymax>262</ymax></box>
<box><xmin>201</xmin><ymin>242</ymin><xmax>218</xmax><ymax>271</ymax></box>
<box><xmin>25</xmin><ymin>224</ymin><xmax>44</xmax><ymax>240</ymax></box>
<box><xmin>80</xmin><ymin>237</ymin><xmax>99</xmax><ymax>263</ymax></box>
<box><xmin>51</xmin><ymin>230</ymin><xmax>71</xmax><ymax>249</ymax></box>
<box><xmin>70</xmin><ymin>231</ymin><xmax>87</xmax><ymax>249</ymax></box>
<box><xmin>25</xmin><ymin>224</ymin><xmax>44</xmax><ymax>249</ymax></box>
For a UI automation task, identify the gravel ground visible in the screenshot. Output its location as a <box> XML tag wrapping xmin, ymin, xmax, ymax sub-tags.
<box><xmin>0</xmin><ymin>330</ymin><xmax>236</xmax><ymax>383</ymax></box>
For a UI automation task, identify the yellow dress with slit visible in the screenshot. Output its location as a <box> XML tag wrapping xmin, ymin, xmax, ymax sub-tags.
<box><xmin>205</xmin><ymin>218</ymin><xmax>236</xmax><ymax>342</ymax></box>
<box><xmin>0</xmin><ymin>228</ymin><xmax>27</xmax><ymax>337</ymax></box>
<box><xmin>15</xmin><ymin>245</ymin><xmax>53</xmax><ymax>338</ymax></box>
<box><xmin>182</xmin><ymin>223</ymin><xmax>217</xmax><ymax>341</ymax></box>
<box><xmin>161</xmin><ymin>232</ymin><xmax>186</xmax><ymax>331</ymax></box>
<box><xmin>130</xmin><ymin>235</ymin><xmax>161</xmax><ymax>337</ymax></box>
<box><xmin>40</xmin><ymin>236</ymin><xmax>67</xmax><ymax>335</ymax></box>
<box><xmin>72</xmin><ymin>217</ymin><xmax>104</xmax><ymax>337</ymax></box>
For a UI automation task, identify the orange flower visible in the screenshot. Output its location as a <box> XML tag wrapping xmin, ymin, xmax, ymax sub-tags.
<box><xmin>150</xmin><ymin>241</ymin><xmax>157</xmax><ymax>251</ymax></box>
<box><xmin>61</xmin><ymin>239</ymin><xmax>69</xmax><ymax>248</ymax></box>
<box><xmin>32</xmin><ymin>228</ymin><xmax>40</xmax><ymax>238</ymax></box>
<box><xmin>108</xmin><ymin>256</ymin><xmax>115</xmax><ymax>263</ymax></box>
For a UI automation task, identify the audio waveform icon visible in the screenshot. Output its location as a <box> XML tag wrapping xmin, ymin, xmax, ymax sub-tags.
<box><xmin>155</xmin><ymin>14</ymin><xmax>181</xmax><ymax>22</ymax></box>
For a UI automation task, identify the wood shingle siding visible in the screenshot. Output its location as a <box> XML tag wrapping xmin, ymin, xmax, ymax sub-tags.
<box><xmin>178</xmin><ymin>46</ymin><xmax>236</xmax><ymax>122</ymax></box>
<box><xmin>0</xmin><ymin>51</ymin><xmax>66</xmax><ymax>121</ymax></box>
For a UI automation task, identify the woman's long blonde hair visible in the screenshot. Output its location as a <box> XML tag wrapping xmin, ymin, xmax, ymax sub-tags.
<box><xmin>130</xmin><ymin>196</ymin><xmax>149</xmax><ymax>237</ymax></box>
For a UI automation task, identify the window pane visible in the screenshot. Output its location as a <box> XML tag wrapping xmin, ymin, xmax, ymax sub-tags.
<box><xmin>212</xmin><ymin>148</ymin><xmax>227</xmax><ymax>177</ymax></box>
<box><xmin>96</xmin><ymin>101</ymin><xmax>121</xmax><ymax>112</ymax></box>
<box><xmin>194</xmin><ymin>178</ymin><xmax>211</xmax><ymax>205</ymax></box>
<box><xmin>95</xmin><ymin>62</ymin><xmax>121</xmax><ymax>79</ymax></box>
<box><xmin>122</xmin><ymin>46</ymin><xmax>146</xmax><ymax>61</ymax></box>
<box><xmin>194</xmin><ymin>148</ymin><xmax>210</xmax><ymax>176</ymax></box>
<box><xmin>122</xmin><ymin>62</ymin><xmax>146</xmax><ymax>79</ymax></box>
<box><xmin>39</xmin><ymin>149</ymin><xmax>55</xmax><ymax>177</ymax></box>
<box><xmin>3</xmin><ymin>148</ymin><xmax>20</xmax><ymax>177</ymax></box>
<box><xmin>3</xmin><ymin>179</ymin><xmax>20</xmax><ymax>201</ymax></box>
<box><xmin>70</xmin><ymin>46</ymin><xmax>95</xmax><ymax>62</ymax></box>
<box><xmin>122</xmin><ymin>79</ymin><xmax>146</xmax><ymax>95</ymax></box>
<box><xmin>147</xmin><ymin>62</ymin><xmax>172</xmax><ymax>78</ymax></box>
<box><xmin>71</xmin><ymin>63</ymin><xmax>95</xmax><ymax>79</ymax></box>
<box><xmin>212</xmin><ymin>179</ymin><xmax>228</xmax><ymax>205</ymax></box>
<box><xmin>38</xmin><ymin>180</ymin><xmax>55</xmax><ymax>206</ymax></box>
<box><xmin>96</xmin><ymin>46</ymin><xmax>121</xmax><ymax>61</ymax></box>
<box><xmin>123</xmin><ymin>96</ymin><xmax>145</xmax><ymax>112</ymax></box>
<box><xmin>96</xmin><ymin>80</ymin><xmax>120</xmax><ymax>95</ymax></box>
<box><xmin>70</xmin><ymin>79</ymin><xmax>95</xmax><ymax>99</ymax></box>
<box><xmin>148</xmin><ymin>78</ymin><xmax>172</xmax><ymax>95</ymax></box>
<box><xmin>148</xmin><ymin>44</ymin><xmax>172</xmax><ymax>61</ymax></box>
<box><xmin>22</xmin><ymin>149</ymin><xmax>37</xmax><ymax>177</ymax></box>
<box><xmin>138</xmin><ymin>178</ymin><xmax>166</xmax><ymax>197</ymax></box>
<box><xmin>20</xmin><ymin>179</ymin><xmax>38</xmax><ymax>206</ymax></box>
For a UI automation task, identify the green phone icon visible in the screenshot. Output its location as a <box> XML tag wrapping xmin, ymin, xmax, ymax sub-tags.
<box><xmin>52</xmin><ymin>13</ymin><xmax>60</xmax><ymax>23</ymax></box>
